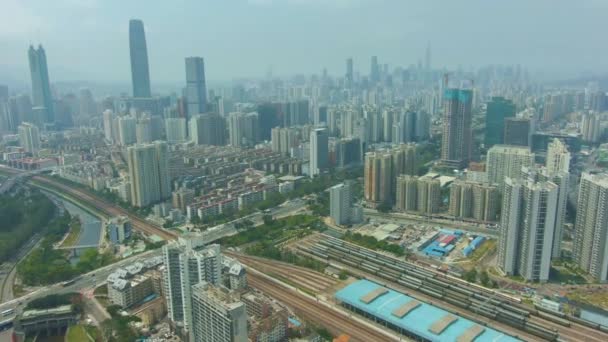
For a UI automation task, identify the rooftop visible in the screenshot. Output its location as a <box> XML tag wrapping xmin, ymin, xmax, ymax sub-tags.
<box><xmin>335</xmin><ymin>279</ymin><xmax>520</xmax><ymax>342</ymax></box>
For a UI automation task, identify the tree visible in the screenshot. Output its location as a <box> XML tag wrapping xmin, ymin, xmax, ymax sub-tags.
<box><xmin>463</xmin><ymin>269</ymin><xmax>478</xmax><ymax>283</ymax></box>
<box><xmin>479</xmin><ymin>270</ymin><xmax>490</xmax><ymax>287</ymax></box>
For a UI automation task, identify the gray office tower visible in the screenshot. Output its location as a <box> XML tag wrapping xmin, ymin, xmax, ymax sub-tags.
<box><xmin>346</xmin><ymin>58</ymin><xmax>354</xmax><ymax>87</ymax></box>
<box><xmin>129</xmin><ymin>19</ymin><xmax>152</xmax><ymax>98</ymax></box>
<box><xmin>28</xmin><ymin>45</ymin><xmax>54</xmax><ymax>123</ymax></box>
<box><xmin>185</xmin><ymin>57</ymin><xmax>208</xmax><ymax>116</ymax></box>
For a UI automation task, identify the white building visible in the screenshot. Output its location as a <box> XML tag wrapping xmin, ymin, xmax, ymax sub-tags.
<box><xmin>190</xmin><ymin>282</ymin><xmax>247</xmax><ymax>342</ymax></box>
<box><xmin>546</xmin><ymin>138</ymin><xmax>570</xmax><ymax>174</ymax></box>
<box><xmin>573</xmin><ymin>173</ymin><xmax>608</xmax><ymax>282</ymax></box>
<box><xmin>486</xmin><ymin>144</ymin><xmax>535</xmax><ymax>190</ymax></box>
<box><xmin>498</xmin><ymin>177</ymin><xmax>558</xmax><ymax>282</ymax></box>
<box><xmin>329</xmin><ymin>183</ymin><xmax>351</xmax><ymax>226</ymax></box>
<box><xmin>17</xmin><ymin>122</ymin><xmax>40</xmax><ymax>154</ymax></box>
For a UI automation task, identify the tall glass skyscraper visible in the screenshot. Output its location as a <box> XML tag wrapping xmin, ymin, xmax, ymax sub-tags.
<box><xmin>484</xmin><ymin>96</ymin><xmax>515</xmax><ymax>148</ymax></box>
<box><xmin>185</xmin><ymin>57</ymin><xmax>208</xmax><ymax>115</ymax></box>
<box><xmin>28</xmin><ymin>45</ymin><xmax>54</xmax><ymax>123</ymax></box>
<box><xmin>129</xmin><ymin>19</ymin><xmax>152</xmax><ymax>98</ymax></box>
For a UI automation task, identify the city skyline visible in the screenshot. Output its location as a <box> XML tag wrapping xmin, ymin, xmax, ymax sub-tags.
<box><xmin>1</xmin><ymin>1</ymin><xmax>608</xmax><ymax>85</ymax></box>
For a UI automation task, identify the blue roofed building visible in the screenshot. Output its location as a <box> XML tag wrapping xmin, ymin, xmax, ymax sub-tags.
<box><xmin>335</xmin><ymin>279</ymin><xmax>521</xmax><ymax>342</ymax></box>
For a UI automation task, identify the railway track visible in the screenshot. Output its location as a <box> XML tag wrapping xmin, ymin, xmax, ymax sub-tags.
<box><xmin>300</xmin><ymin>234</ymin><xmax>608</xmax><ymax>342</ymax></box>
<box><xmin>248</xmin><ymin>272</ymin><xmax>397</xmax><ymax>342</ymax></box>
<box><xmin>32</xmin><ymin>176</ymin><xmax>178</xmax><ymax>241</ymax></box>
<box><xmin>226</xmin><ymin>252</ymin><xmax>337</xmax><ymax>293</ymax></box>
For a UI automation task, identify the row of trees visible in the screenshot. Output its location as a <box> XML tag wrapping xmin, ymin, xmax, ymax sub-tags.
<box><xmin>0</xmin><ymin>190</ymin><xmax>56</xmax><ymax>263</ymax></box>
<box><xmin>343</xmin><ymin>232</ymin><xmax>406</xmax><ymax>257</ymax></box>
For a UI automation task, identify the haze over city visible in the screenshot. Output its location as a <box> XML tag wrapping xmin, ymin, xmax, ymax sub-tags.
<box><xmin>2</xmin><ymin>1</ymin><xmax>608</xmax><ymax>342</ymax></box>
<box><xmin>1</xmin><ymin>0</ymin><xmax>608</xmax><ymax>85</ymax></box>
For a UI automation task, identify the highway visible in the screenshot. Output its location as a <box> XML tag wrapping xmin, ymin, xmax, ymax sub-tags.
<box><xmin>0</xmin><ymin>249</ymin><xmax>162</xmax><ymax>322</ymax></box>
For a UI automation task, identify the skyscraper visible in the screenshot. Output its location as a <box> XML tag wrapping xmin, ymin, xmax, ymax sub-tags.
<box><xmin>330</xmin><ymin>183</ymin><xmax>352</xmax><ymax>226</ymax></box>
<box><xmin>346</xmin><ymin>58</ymin><xmax>354</xmax><ymax>88</ymax></box>
<box><xmin>127</xmin><ymin>141</ymin><xmax>170</xmax><ymax>207</ymax></box>
<box><xmin>498</xmin><ymin>177</ymin><xmax>558</xmax><ymax>282</ymax></box>
<box><xmin>370</xmin><ymin>56</ymin><xmax>379</xmax><ymax>83</ymax></box>
<box><xmin>102</xmin><ymin>110</ymin><xmax>116</xmax><ymax>142</ymax></box>
<box><xmin>440</xmin><ymin>88</ymin><xmax>473</xmax><ymax>169</ymax></box>
<box><xmin>18</xmin><ymin>122</ymin><xmax>40</xmax><ymax>154</ymax></box>
<box><xmin>484</xmin><ymin>97</ymin><xmax>515</xmax><ymax>148</ymax></box>
<box><xmin>185</xmin><ymin>57</ymin><xmax>208</xmax><ymax>116</ymax></box>
<box><xmin>573</xmin><ymin>173</ymin><xmax>608</xmax><ymax>282</ymax></box>
<box><xmin>28</xmin><ymin>45</ymin><xmax>54</xmax><ymax>123</ymax></box>
<box><xmin>129</xmin><ymin>19</ymin><xmax>152</xmax><ymax>98</ymax></box>
<box><xmin>309</xmin><ymin>127</ymin><xmax>329</xmax><ymax>177</ymax></box>
<box><xmin>504</xmin><ymin>117</ymin><xmax>532</xmax><ymax>147</ymax></box>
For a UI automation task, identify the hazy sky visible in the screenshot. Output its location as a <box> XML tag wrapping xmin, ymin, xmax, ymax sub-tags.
<box><xmin>1</xmin><ymin>0</ymin><xmax>607</xmax><ymax>84</ymax></box>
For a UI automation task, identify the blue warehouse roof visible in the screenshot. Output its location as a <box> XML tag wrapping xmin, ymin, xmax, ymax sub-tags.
<box><xmin>335</xmin><ymin>279</ymin><xmax>520</xmax><ymax>342</ymax></box>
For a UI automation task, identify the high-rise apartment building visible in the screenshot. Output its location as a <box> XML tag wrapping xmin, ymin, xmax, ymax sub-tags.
<box><xmin>309</xmin><ymin>127</ymin><xmax>329</xmax><ymax>177</ymax></box>
<box><xmin>118</xmin><ymin>115</ymin><xmax>137</xmax><ymax>146</ymax></box>
<box><xmin>28</xmin><ymin>45</ymin><xmax>54</xmax><ymax>123</ymax></box>
<box><xmin>521</xmin><ymin>166</ymin><xmax>569</xmax><ymax>260</ymax></box>
<box><xmin>136</xmin><ymin>115</ymin><xmax>153</xmax><ymax>144</ymax></box>
<box><xmin>573</xmin><ymin>173</ymin><xmax>608</xmax><ymax>282</ymax></box>
<box><xmin>190</xmin><ymin>113</ymin><xmax>227</xmax><ymax>146</ymax></box>
<box><xmin>546</xmin><ymin>138</ymin><xmax>570</xmax><ymax>174</ymax></box>
<box><xmin>330</xmin><ymin>182</ymin><xmax>352</xmax><ymax>226</ymax></box>
<box><xmin>486</xmin><ymin>145</ymin><xmax>535</xmax><ymax>190</ymax></box>
<box><xmin>364</xmin><ymin>151</ymin><xmax>393</xmax><ymax>206</ymax></box>
<box><xmin>395</xmin><ymin>175</ymin><xmax>440</xmax><ymax>214</ymax></box>
<box><xmin>449</xmin><ymin>180</ymin><xmax>499</xmax><ymax>222</ymax></box>
<box><xmin>484</xmin><ymin>97</ymin><xmax>516</xmax><ymax>147</ymax></box>
<box><xmin>129</xmin><ymin>19</ymin><xmax>152</xmax><ymax>98</ymax></box>
<box><xmin>396</xmin><ymin>175</ymin><xmax>419</xmax><ymax>212</ymax></box>
<box><xmin>228</xmin><ymin>112</ymin><xmax>259</xmax><ymax>148</ymax></box>
<box><xmin>18</xmin><ymin>122</ymin><xmax>40</xmax><ymax>154</ymax></box>
<box><xmin>103</xmin><ymin>110</ymin><xmax>116</xmax><ymax>142</ymax></box>
<box><xmin>271</xmin><ymin>127</ymin><xmax>299</xmax><ymax>155</ymax></box>
<box><xmin>581</xmin><ymin>112</ymin><xmax>601</xmax><ymax>143</ymax></box>
<box><xmin>440</xmin><ymin>88</ymin><xmax>473</xmax><ymax>169</ymax></box>
<box><xmin>498</xmin><ymin>178</ymin><xmax>558</xmax><ymax>282</ymax></box>
<box><xmin>165</xmin><ymin>117</ymin><xmax>187</xmax><ymax>143</ymax></box>
<box><xmin>162</xmin><ymin>243</ymin><xmax>224</xmax><ymax>331</ymax></box>
<box><xmin>127</xmin><ymin>141</ymin><xmax>170</xmax><ymax>207</ymax></box>
<box><xmin>185</xmin><ymin>57</ymin><xmax>208</xmax><ymax>116</ymax></box>
<box><xmin>416</xmin><ymin>176</ymin><xmax>441</xmax><ymax>214</ymax></box>
<box><xmin>190</xmin><ymin>282</ymin><xmax>247</xmax><ymax>342</ymax></box>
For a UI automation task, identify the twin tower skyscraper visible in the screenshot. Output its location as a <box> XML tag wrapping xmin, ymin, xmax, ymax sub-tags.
<box><xmin>129</xmin><ymin>19</ymin><xmax>207</xmax><ymax>113</ymax></box>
